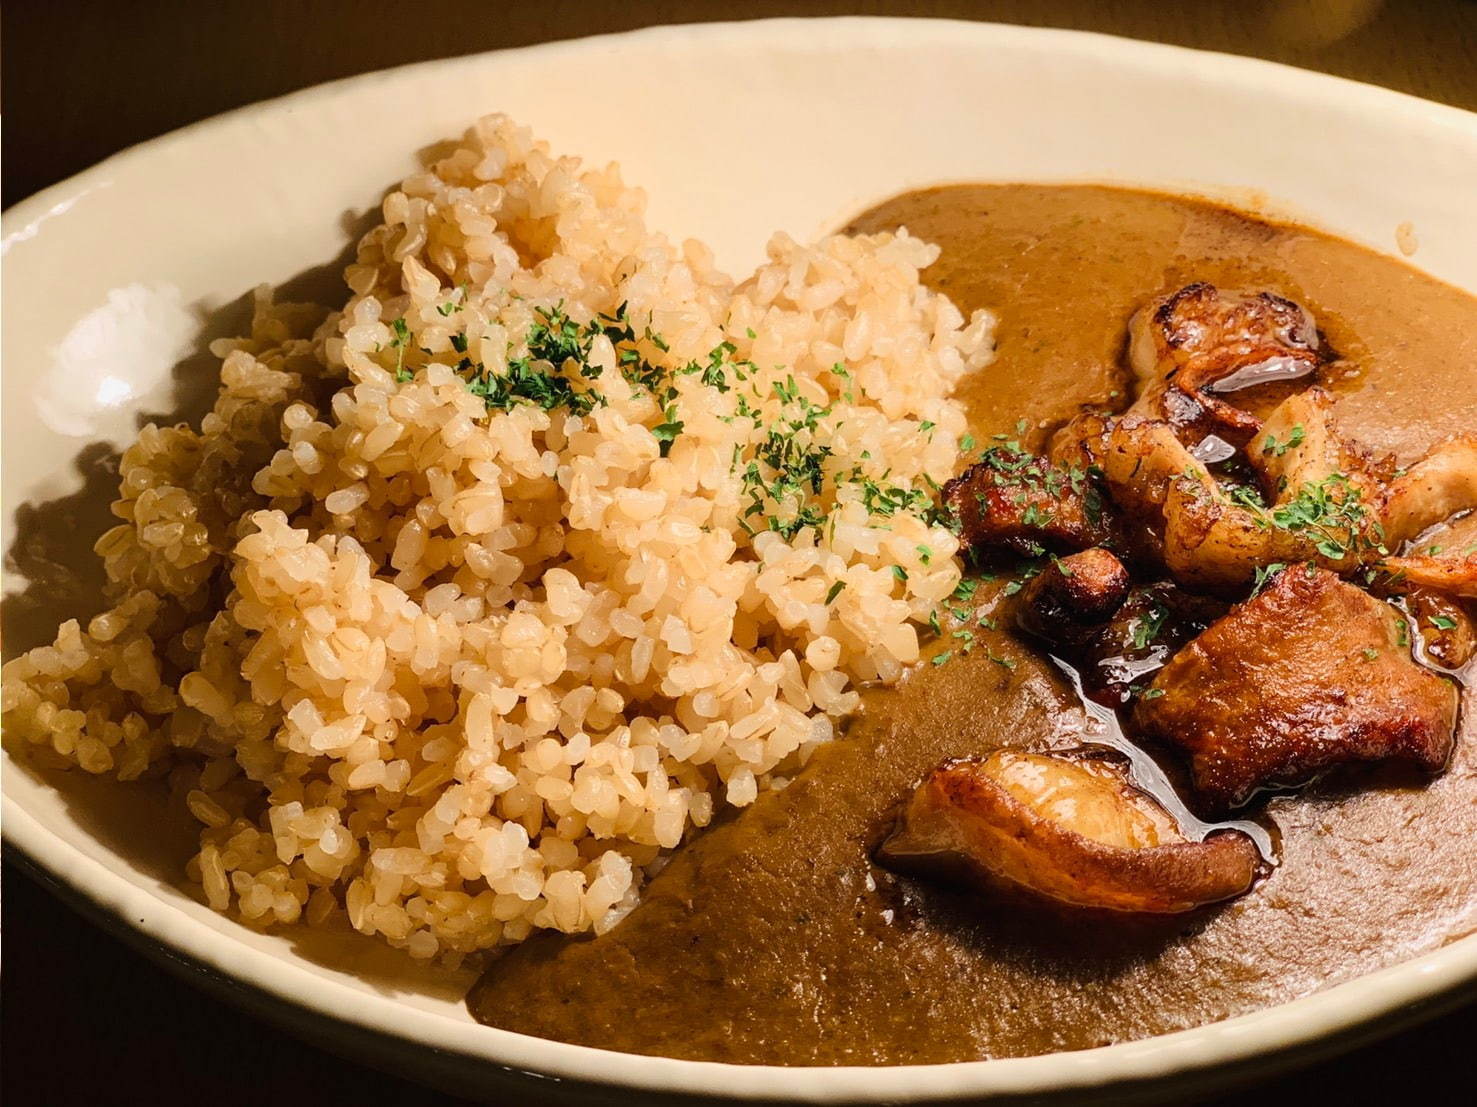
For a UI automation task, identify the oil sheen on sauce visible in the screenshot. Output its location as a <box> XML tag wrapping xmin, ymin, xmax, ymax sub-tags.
<box><xmin>469</xmin><ymin>186</ymin><xmax>1477</xmax><ymax>1065</ymax></box>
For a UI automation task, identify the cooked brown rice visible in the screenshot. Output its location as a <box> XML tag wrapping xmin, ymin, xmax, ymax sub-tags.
<box><xmin>1</xmin><ymin>115</ymin><xmax>995</xmax><ymax>961</ymax></box>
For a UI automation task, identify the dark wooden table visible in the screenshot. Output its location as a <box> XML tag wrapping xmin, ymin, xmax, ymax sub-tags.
<box><xmin>4</xmin><ymin>3</ymin><xmax>1476</xmax><ymax>1104</ymax></box>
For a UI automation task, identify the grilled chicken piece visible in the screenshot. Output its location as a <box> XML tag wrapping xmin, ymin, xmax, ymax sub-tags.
<box><xmin>1128</xmin><ymin>283</ymin><xmax>1322</xmax><ymax>446</ymax></box>
<box><xmin>1380</xmin><ymin>550</ymin><xmax>1477</xmax><ymax>599</ymax></box>
<box><xmin>1136</xmin><ymin>566</ymin><xmax>1459</xmax><ymax>811</ymax></box>
<box><xmin>878</xmin><ymin>751</ymin><xmax>1259</xmax><ymax>914</ymax></box>
<box><xmin>1098</xmin><ymin>415</ymin><xmax>1382</xmax><ymax>591</ymax></box>
<box><xmin>944</xmin><ymin>443</ymin><xmax>1112</xmax><ymax>558</ymax></box>
<box><xmin>1080</xmin><ymin>582</ymin><xmax>1228</xmax><ymax>707</ymax></box>
<box><xmin>1247</xmin><ymin>387</ymin><xmax>1388</xmax><ymax>501</ymax></box>
<box><xmin>1380</xmin><ymin>436</ymin><xmax>1477</xmax><ymax>546</ymax></box>
<box><xmin>1015</xmin><ymin>548</ymin><xmax>1131</xmax><ymax>648</ymax></box>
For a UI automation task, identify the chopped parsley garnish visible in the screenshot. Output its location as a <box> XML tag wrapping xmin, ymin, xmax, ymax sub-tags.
<box><xmin>931</xmin><ymin>650</ymin><xmax>953</xmax><ymax>667</ymax></box>
<box><xmin>1429</xmin><ymin>614</ymin><xmax>1459</xmax><ymax>631</ymax></box>
<box><xmin>1262</xmin><ymin>424</ymin><xmax>1306</xmax><ymax>457</ymax></box>
<box><xmin>651</xmin><ymin>404</ymin><xmax>684</xmax><ymax>457</ymax></box>
<box><xmin>1268</xmin><ymin>474</ymin><xmax>1381</xmax><ymax>560</ymax></box>
<box><xmin>446</xmin><ymin>305</ymin><xmax>956</xmax><ymax>619</ymax></box>
<box><xmin>1361</xmin><ymin>647</ymin><xmax>1381</xmax><ymax>661</ymax></box>
<box><xmin>1251</xmin><ymin>562</ymin><xmax>1288</xmax><ymax>595</ymax></box>
<box><xmin>1130</xmin><ymin>603</ymin><xmax>1169</xmax><ymax>651</ymax></box>
<box><xmin>389</xmin><ymin>316</ymin><xmax>412</xmax><ymax>378</ymax></box>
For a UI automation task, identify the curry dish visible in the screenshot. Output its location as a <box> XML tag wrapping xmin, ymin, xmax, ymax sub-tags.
<box><xmin>469</xmin><ymin>185</ymin><xmax>1477</xmax><ymax>1065</ymax></box>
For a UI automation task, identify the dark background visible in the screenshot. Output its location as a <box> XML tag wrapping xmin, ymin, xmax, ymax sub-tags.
<box><xmin>4</xmin><ymin>2</ymin><xmax>1476</xmax><ymax>1104</ymax></box>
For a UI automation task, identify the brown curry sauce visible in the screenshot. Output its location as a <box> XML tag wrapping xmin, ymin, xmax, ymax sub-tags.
<box><xmin>468</xmin><ymin>186</ymin><xmax>1477</xmax><ymax>1065</ymax></box>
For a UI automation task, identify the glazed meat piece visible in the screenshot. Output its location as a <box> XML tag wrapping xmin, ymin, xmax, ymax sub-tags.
<box><xmin>1015</xmin><ymin>548</ymin><xmax>1131</xmax><ymax>648</ymax></box>
<box><xmin>1079</xmin><ymin>582</ymin><xmax>1227</xmax><ymax>707</ymax></box>
<box><xmin>944</xmin><ymin>441</ymin><xmax>1112</xmax><ymax>558</ymax></box>
<box><xmin>1137</xmin><ymin>566</ymin><xmax>1460</xmax><ymax>811</ymax></box>
<box><xmin>1400</xmin><ymin>588</ymin><xmax>1477</xmax><ymax>670</ymax></box>
<box><xmin>878</xmin><ymin>751</ymin><xmax>1259</xmax><ymax>914</ymax></box>
<box><xmin>1128</xmin><ymin>283</ymin><xmax>1323</xmax><ymax>446</ymax></box>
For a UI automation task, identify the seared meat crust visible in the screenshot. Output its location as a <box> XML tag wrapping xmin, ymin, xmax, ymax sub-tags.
<box><xmin>1015</xmin><ymin>548</ymin><xmax>1131</xmax><ymax>648</ymax></box>
<box><xmin>944</xmin><ymin>444</ymin><xmax>1112</xmax><ymax>558</ymax></box>
<box><xmin>1136</xmin><ymin>567</ymin><xmax>1459</xmax><ymax>811</ymax></box>
<box><xmin>1128</xmin><ymin>283</ymin><xmax>1322</xmax><ymax>446</ymax></box>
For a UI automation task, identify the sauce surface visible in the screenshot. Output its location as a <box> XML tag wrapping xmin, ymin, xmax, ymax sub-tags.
<box><xmin>469</xmin><ymin>185</ymin><xmax>1477</xmax><ymax>1065</ymax></box>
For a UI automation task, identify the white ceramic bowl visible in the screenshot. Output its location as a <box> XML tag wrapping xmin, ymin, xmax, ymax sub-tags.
<box><xmin>5</xmin><ymin>17</ymin><xmax>1476</xmax><ymax>1103</ymax></box>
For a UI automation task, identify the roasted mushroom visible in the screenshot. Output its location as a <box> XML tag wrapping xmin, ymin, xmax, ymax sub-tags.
<box><xmin>1136</xmin><ymin>566</ymin><xmax>1460</xmax><ymax>811</ymax></box>
<box><xmin>1375</xmin><ymin>435</ymin><xmax>1477</xmax><ymax>597</ymax></box>
<box><xmin>878</xmin><ymin>751</ymin><xmax>1259</xmax><ymax>913</ymax></box>
<box><xmin>1090</xmin><ymin>381</ymin><xmax>1415</xmax><ymax>592</ymax></box>
<box><xmin>1128</xmin><ymin>283</ymin><xmax>1323</xmax><ymax>446</ymax></box>
<box><xmin>1014</xmin><ymin>548</ymin><xmax>1131</xmax><ymax>649</ymax></box>
<box><xmin>1379</xmin><ymin>435</ymin><xmax>1477</xmax><ymax>546</ymax></box>
<box><xmin>1246</xmin><ymin>387</ymin><xmax>1388</xmax><ymax>501</ymax></box>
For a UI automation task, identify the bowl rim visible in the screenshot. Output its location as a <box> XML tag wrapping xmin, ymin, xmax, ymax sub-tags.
<box><xmin>5</xmin><ymin>16</ymin><xmax>1477</xmax><ymax>1103</ymax></box>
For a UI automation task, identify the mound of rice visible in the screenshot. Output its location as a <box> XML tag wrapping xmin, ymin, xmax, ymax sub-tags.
<box><xmin>2</xmin><ymin>115</ymin><xmax>994</xmax><ymax>961</ymax></box>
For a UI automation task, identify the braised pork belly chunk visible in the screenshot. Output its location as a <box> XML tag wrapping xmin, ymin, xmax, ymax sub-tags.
<box><xmin>1136</xmin><ymin>566</ymin><xmax>1460</xmax><ymax>811</ymax></box>
<box><xmin>878</xmin><ymin>751</ymin><xmax>1259</xmax><ymax>914</ymax></box>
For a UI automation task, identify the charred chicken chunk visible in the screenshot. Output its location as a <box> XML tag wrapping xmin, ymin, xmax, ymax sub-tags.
<box><xmin>1136</xmin><ymin>567</ymin><xmax>1459</xmax><ymax>811</ymax></box>
<box><xmin>1097</xmin><ymin>415</ymin><xmax>1383</xmax><ymax>591</ymax></box>
<box><xmin>878</xmin><ymin>751</ymin><xmax>1259</xmax><ymax>914</ymax></box>
<box><xmin>1128</xmin><ymin>283</ymin><xmax>1322</xmax><ymax>446</ymax></box>
<box><xmin>944</xmin><ymin>441</ymin><xmax>1111</xmax><ymax>558</ymax></box>
<box><xmin>1015</xmin><ymin>548</ymin><xmax>1131</xmax><ymax>648</ymax></box>
<box><xmin>1376</xmin><ymin>436</ymin><xmax>1477</xmax><ymax>597</ymax></box>
<box><xmin>1379</xmin><ymin>435</ymin><xmax>1477</xmax><ymax>546</ymax></box>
